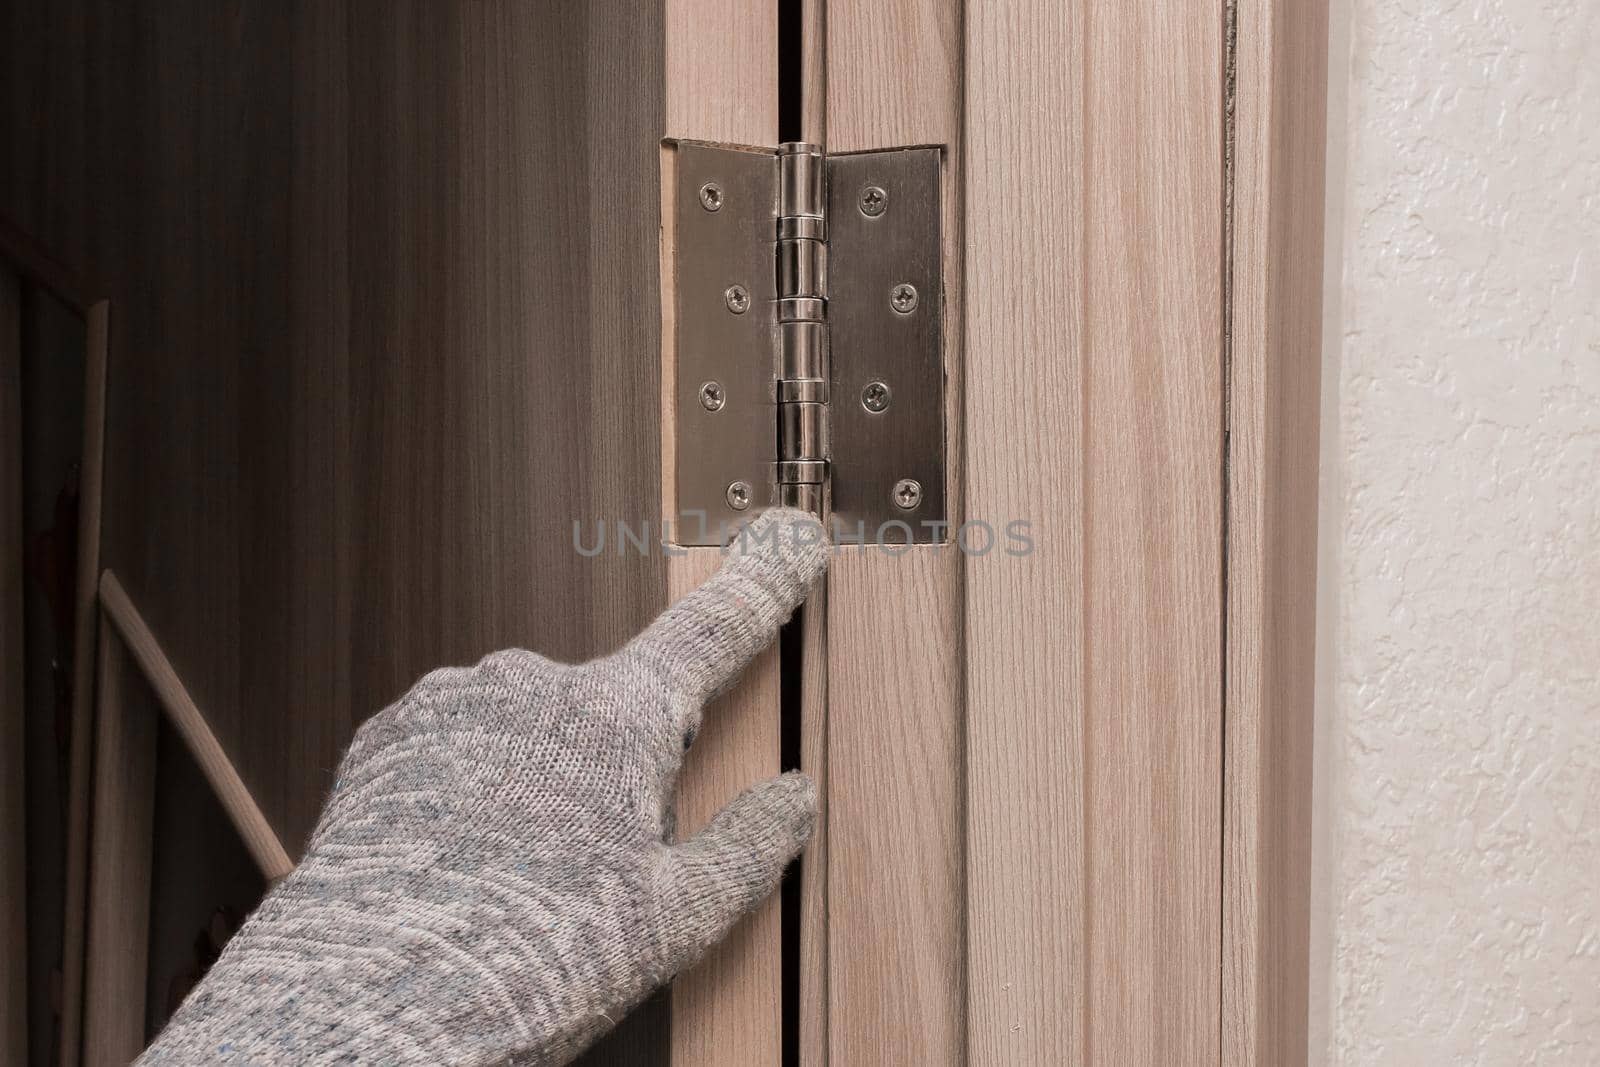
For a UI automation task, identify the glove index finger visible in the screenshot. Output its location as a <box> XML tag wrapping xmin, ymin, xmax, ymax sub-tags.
<box><xmin>625</xmin><ymin>508</ymin><xmax>828</xmax><ymax>709</ymax></box>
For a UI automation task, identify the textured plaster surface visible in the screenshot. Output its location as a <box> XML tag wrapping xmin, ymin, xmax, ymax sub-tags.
<box><xmin>1318</xmin><ymin>0</ymin><xmax>1600</xmax><ymax>1062</ymax></box>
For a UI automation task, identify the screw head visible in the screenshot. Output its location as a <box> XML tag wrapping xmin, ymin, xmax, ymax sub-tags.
<box><xmin>699</xmin><ymin>381</ymin><xmax>725</xmax><ymax>412</ymax></box>
<box><xmin>892</xmin><ymin>478</ymin><xmax>923</xmax><ymax>511</ymax></box>
<box><xmin>698</xmin><ymin>182</ymin><xmax>724</xmax><ymax>212</ymax></box>
<box><xmin>859</xmin><ymin>185</ymin><xmax>888</xmax><ymax>217</ymax></box>
<box><xmin>890</xmin><ymin>283</ymin><xmax>919</xmax><ymax>314</ymax></box>
<box><xmin>861</xmin><ymin>380</ymin><xmax>891</xmax><ymax>413</ymax></box>
<box><xmin>725</xmin><ymin>284</ymin><xmax>750</xmax><ymax>314</ymax></box>
<box><xmin>726</xmin><ymin>481</ymin><xmax>753</xmax><ymax>511</ymax></box>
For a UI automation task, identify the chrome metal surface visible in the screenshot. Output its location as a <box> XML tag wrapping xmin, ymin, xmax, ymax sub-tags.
<box><xmin>778</xmin><ymin>377</ymin><xmax>827</xmax><ymax>403</ymax></box>
<box><xmin>775</xmin><ymin>141</ymin><xmax>830</xmax><ymax>517</ymax></box>
<box><xmin>892</xmin><ymin>478</ymin><xmax>923</xmax><ymax>510</ymax></box>
<box><xmin>778</xmin><ymin>215</ymin><xmax>826</xmax><ymax>241</ymax></box>
<box><xmin>778</xmin><ymin>142</ymin><xmax>825</xmax><ymax>219</ymax></box>
<box><xmin>675</xmin><ymin>143</ymin><xmax>776</xmax><ymax>543</ymax></box>
<box><xmin>779</xmin><ymin>402</ymin><xmax>828</xmax><ymax>460</ymax></box>
<box><xmin>890</xmin><ymin>282</ymin><xmax>919</xmax><ymax>314</ymax></box>
<box><xmin>778</xmin><ymin>239</ymin><xmax>825</xmax><ymax>299</ymax></box>
<box><xmin>778</xmin><ymin>482</ymin><xmax>823</xmax><ymax>513</ymax></box>
<box><xmin>778</xmin><ymin>320</ymin><xmax>826</xmax><ymax>382</ymax></box>
<box><xmin>778</xmin><ymin>296</ymin><xmax>825</xmax><ymax>322</ymax></box>
<box><xmin>775</xmin><ymin>459</ymin><xmax>828</xmax><ymax>483</ymax></box>
<box><xmin>675</xmin><ymin>141</ymin><xmax>944</xmax><ymax>545</ymax></box>
<box><xmin>861</xmin><ymin>380</ymin><xmax>891</xmax><ymax>413</ymax></box>
<box><xmin>827</xmin><ymin>147</ymin><xmax>945</xmax><ymax>543</ymax></box>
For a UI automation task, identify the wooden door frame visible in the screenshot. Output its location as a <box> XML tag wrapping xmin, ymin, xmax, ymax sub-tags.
<box><xmin>663</xmin><ymin>0</ymin><xmax>1327</xmax><ymax>1063</ymax></box>
<box><xmin>1222</xmin><ymin>0</ymin><xmax>1330</xmax><ymax>1060</ymax></box>
<box><xmin>79</xmin><ymin>571</ymin><xmax>293</xmax><ymax>1065</ymax></box>
<box><xmin>811</xmin><ymin>6</ymin><xmax>967</xmax><ymax>1066</ymax></box>
<box><xmin>661</xmin><ymin>5</ymin><xmax>786</xmax><ymax>1066</ymax></box>
<box><xmin>0</xmin><ymin>218</ymin><xmax>300</xmax><ymax>1066</ymax></box>
<box><xmin>3</xmin><ymin>0</ymin><xmax>1325</xmax><ymax>1060</ymax></box>
<box><xmin>0</xmin><ymin>217</ymin><xmax>109</xmax><ymax>1067</ymax></box>
<box><xmin>961</xmin><ymin>0</ymin><xmax>1230</xmax><ymax>1058</ymax></box>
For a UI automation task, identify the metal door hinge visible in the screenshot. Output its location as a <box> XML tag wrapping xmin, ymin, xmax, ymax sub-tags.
<box><xmin>673</xmin><ymin>140</ymin><xmax>945</xmax><ymax>545</ymax></box>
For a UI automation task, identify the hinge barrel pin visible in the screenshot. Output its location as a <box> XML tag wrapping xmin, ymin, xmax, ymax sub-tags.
<box><xmin>778</xmin><ymin>142</ymin><xmax>825</xmax><ymax>219</ymax></box>
<box><xmin>774</xmin><ymin>142</ymin><xmax>829</xmax><ymax>513</ymax></box>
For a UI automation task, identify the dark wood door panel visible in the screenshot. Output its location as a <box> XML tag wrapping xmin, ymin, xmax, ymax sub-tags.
<box><xmin>3</xmin><ymin>3</ymin><xmax>670</xmax><ymax>1062</ymax></box>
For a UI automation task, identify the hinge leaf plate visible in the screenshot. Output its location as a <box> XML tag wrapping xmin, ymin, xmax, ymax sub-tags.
<box><xmin>673</xmin><ymin>143</ymin><xmax>775</xmax><ymax>545</ymax></box>
<box><xmin>827</xmin><ymin>147</ymin><xmax>945</xmax><ymax>544</ymax></box>
<box><xmin>672</xmin><ymin>142</ymin><xmax>946</xmax><ymax>546</ymax></box>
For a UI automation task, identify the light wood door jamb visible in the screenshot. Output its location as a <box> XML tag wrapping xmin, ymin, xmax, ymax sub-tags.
<box><xmin>663</xmin><ymin>4</ymin><xmax>784</xmax><ymax>1065</ymax></box>
<box><xmin>1222</xmin><ymin>0</ymin><xmax>1330</xmax><ymax>1061</ymax></box>
<box><xmin>820</xmin><ymin>1</ymin><xmax>1327</xmax><ymax>1064</ymax></box>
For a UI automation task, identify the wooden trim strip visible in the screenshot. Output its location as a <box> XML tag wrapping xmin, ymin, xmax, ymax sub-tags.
<box><xmin>0</xmin><ymin>264</ymin><xmax>25</xmax><ymax>1065</ymax></box>
<box><xmin>98</xmin><ymin>570</ymin><xmax>295</xmax><ymax>882</ymax></box>
<box><xmin>826</xmin><ymin>548</ymin><xmax>964</xmax><ymax>1065</ymax></box>
<box><xmin>664</xmin><ymin>552</ymin><xmax>785</xmax><ymax>1067</ymax></box>
<box><xmin>663</xmin><ymin>2</ymin><xmax>782</xmax><ymax>1063</ymax></box>
<box><xmin>965</xmin><ymin>0</ymin><xmax>1226</xmax><ymax>1061</ymax></box>
<box><xmin>1222</xmin><ymin>0</ymin><xmax>1330</xmax><ymax>1061</ymax></box>
<box><xmin>58</xmin><ymin>299</ymin><xmax>110</xmax><ymax>1067</ymax></box>
<box><xmin>80</xmin><ymin>622</ymin><xmax>156</xmax><ymax>1067</ymax></box>
<box><xmin>796</xmin><ymin>577</ymin><xmax>829</xmax><ymax>1067</ymax></box>
<box><xmin>824</xmin><ymin>2</ymin><xmax>967</xmax><ymax>1063</ymax></box>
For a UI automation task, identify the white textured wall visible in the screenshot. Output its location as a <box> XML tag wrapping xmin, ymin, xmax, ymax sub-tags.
<box><xmin>1313</xmin><ymin>0</ymin><xmax>1600</xmax><ymax>1063</ymax></box>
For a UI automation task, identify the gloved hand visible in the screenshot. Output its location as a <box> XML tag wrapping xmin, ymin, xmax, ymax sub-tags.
<box><xmin>137</xmin><ymin>508</ymin><xmax>828</xmax><ymax>1066</ymax></box>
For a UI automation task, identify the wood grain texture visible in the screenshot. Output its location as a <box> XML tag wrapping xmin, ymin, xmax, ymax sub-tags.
<box><xmin>81</xmin><ymin>622</ymin><xmax>156</xmax><ymax>1067</ymax></box>
<box><xmin>826</xmin><ymin>549</ymin><xmax>964</xmax><ymax>1065</ymax></box>
<box><xmin>0</xmin><ymin>267</ymin><xmax>24</xmax><ymax>1065</ymax></box>
<box><xmin>661</xmin><ymin>5</ymin><xmax>780</xmax><ymax>1064</ymax></box>
<box><xmin>664</xmin><ymin>0</ymin><xmax>777</xmax><ymax>144</ymax></box>
<box><xmin>2</xmin><ymin>7</ymin><xmax>672</xmax><ymax>1063</ymax></box>
<box><xmin>1222</xmin><ymin>0</ymin><xmax>1329</xmax><ymax>1062</ymax></box>
<box><xmin>823</xmin><ymin>4</ymin><xmax>967</xmax><ymax>1064</ymax></box>
<box><xmin>964</xmin><ymin>1</ymin><xmax>1225</xmax><ymax>1063</ymax></box>
<box><xmin>665</xmin><ymin>551</ymin><xmax>784</xmax><ymax>1067</ymax></box>
<box><xmin>99</xmin><ymin>570</ymin><xmax>294</xmax><ymax>881</ymax></box>
<box><xmin>797</xmin><ymin>575</ymin><xmax>829</xmax><ymax>1067</ymax></box>
<box><xmin>800</xmin><ymin>0</ymin><xmax>827</xmax><ymax>145</ymax></box>
<box><xmin>827</xmin><ymin>0</ymin><xmax>965</xmax><ymax>524</ymax></box>
<box><xmin>1079</xmin><ymin>0</ymin><xmax>1224</xmax><ymax>1055</ymax></box>
<box><xmin>0</xmin><ymin>216</ymin><xmax>95</xmax><ymax>314</ymax></box>
<box><xmin>57</xmin><ymin>298</ymin><xmax>107</xmax><ymax>1067</ymax></box>
<box><xmin>0</xmin><ymin>0</ymin><xmax>667</xmax><ymax>854</ymax></box>
<box><xmin>142</xmin><ymin>718</ymin><xmax>271</xmax><ymax>1039</ymax></box>
<box><xmin>827</xmin><ymin>0</ymin><xmax>960</xmax><ymax>150</ymax></box>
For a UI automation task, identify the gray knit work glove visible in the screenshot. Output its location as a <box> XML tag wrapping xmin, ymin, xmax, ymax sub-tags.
<box><xmin>137</xmin><ymin>508</ymin><xmax>829</xmax><ymax>1066</ymax></box>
